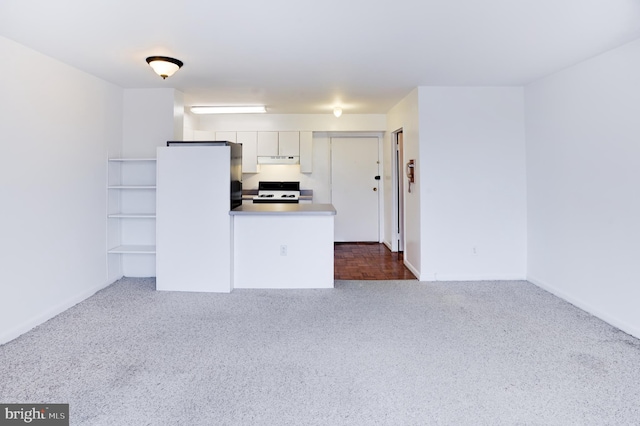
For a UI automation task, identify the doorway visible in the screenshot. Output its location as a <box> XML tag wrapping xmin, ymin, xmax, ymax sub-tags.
<box><xmin>334</xmin><ymin>242</ymin><xmax>416</xmax><ymax>280</ymax></box>
<box><xmin>331</xmin><ymin>137</ymin><xmax>380</xmax><ymax>242</ymax></box>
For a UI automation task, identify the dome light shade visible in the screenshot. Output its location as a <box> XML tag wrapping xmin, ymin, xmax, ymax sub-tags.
<box><xmin>333</xmin><ymin>107</ymin><xmax>343</xmax><ymax>118</ymax></box>
<box><xmin>146</xmin><ymin>56</ymin><xmax>183</xmax><ymax>79</ymax></box>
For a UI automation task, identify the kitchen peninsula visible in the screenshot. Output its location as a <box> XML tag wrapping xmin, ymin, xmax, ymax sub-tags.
<box><xmin>156</xmin><ymin>144</ymin><xmax>336</xmax><ymax>292</ymax></box>
<box><xmin>230</xmin><ymin>204</ymin><xmax>336</xmax><ymax>289</ymax></box>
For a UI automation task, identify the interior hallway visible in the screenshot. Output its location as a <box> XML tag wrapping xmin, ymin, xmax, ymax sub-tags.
<box><xmin>334</xmin><ymin>242</ymin><xmax>417</xmax><ymax>280</ymax></box>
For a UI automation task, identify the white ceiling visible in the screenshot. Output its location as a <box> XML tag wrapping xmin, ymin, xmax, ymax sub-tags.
<box><xmin>2</xmin><ymin>0</ymin><xmax>640</xmax><ymax>114</ymax></box>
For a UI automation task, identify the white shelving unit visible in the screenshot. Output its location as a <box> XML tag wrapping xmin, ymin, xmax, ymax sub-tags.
<box><xmin>108</xmin><ymin>245</ymin><xmax>156</xmax><ymax>254</ymax></box>
<box><xmin>107</xmin><ymin>158</ymin><xmax>157</xmax><ymax>276</ymax></box>
<box><xmin>107</xmin><ymin>213</ymin><xmax>156</xmax><ymax>218</ymax></box>
<box><xmin>107</xmin><ymin>185</ymin><xmax>156</xmax><ymax>190</ymax></box>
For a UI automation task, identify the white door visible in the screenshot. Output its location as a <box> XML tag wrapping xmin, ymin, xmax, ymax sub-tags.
<box><xmin>331</xmin><ymin>137</ymin><xmax>380</xmax><ymax>241</ymax></box>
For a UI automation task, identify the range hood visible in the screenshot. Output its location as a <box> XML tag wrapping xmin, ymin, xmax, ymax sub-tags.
<box><xmin>257</xmin><ymin>155</ymin><xmax>300</xmax><ymax>165</ymax></box>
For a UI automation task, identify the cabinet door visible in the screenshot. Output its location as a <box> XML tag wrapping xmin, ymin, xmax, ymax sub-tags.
<box><xmin>215</xmin><ymin>131</ymin><xmax>237</xmax><ymax>142</ymax></box>
<box><xmin>237</xmin><ymin>131</ymin><xmax>258</xmax><ymax>173</ymax></box>
<box><xmin>278</xmin><ymin>131</ymin><xmax>300</xmax><ymax>156</ymax></box>
<box><xmin>299</xmin><ymin>131</ymin><xmax>312</xmax><ymax>173</ymax></box>
<box><xmin>257</xmin><ymin>131</ymin><xmax>278</xmax><ymax>156</ymax></box>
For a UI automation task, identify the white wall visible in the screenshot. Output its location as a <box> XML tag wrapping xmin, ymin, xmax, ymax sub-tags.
<box><xmin>119</xmin><ymin>88</ymin><xmax>184</xmax><ymax>277</ymax></box>
<box><xmin>386</xmin><ymin>89</ymin><xmax>421</xmax><ymax>277</ymax></box>
<box><xmin>123</xmin><ymin>89</ymin><xmax>183</xmax><ymax>158</ymax></box>
<box><xmin>0</xmin><ymin>36</ymin><xmax>122</xmax><ymax>344</ymax></box>
<box><xmin>193</xmin><ymin>113</ymin><xmax>386</xmax><ymax>133</ymax></box>
<box><xmin>418</xmin><ymin>87</ymin><xmax>527</xmax><ymax>281</ymax></box>
<box><xmin>525</xmin><ymin>38</ymin><xmax>640</xmax><ymax>339</ymax></box>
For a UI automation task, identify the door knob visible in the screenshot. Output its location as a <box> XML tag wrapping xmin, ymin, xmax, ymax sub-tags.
<box><xmin>373</xmin><ymin>187</ymin><xmax>377</xmax><ymax>191</ymax></box>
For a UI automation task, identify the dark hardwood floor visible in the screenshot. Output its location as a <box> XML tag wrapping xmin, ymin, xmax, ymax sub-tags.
<box><xmin>334</xmin><ymin>242</ymin><xmax>417</xmax><ymax>280</ymax></box>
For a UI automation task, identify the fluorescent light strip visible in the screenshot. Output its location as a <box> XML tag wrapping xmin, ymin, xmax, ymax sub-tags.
<box><xmin>190</xmin><ymin>106</ymin><xmax>266</xmax><ymax>114</ymax></box>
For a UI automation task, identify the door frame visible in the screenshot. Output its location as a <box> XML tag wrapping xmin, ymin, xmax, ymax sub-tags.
<box><xmin>390</xmin><ymin>128</ymin><xmax>404</xmax><ymax>252</ymax></box>
<box><xmin>328</xmin><ymin>132</ymin><xmax>384</xmax><ymax>242</ymax></box>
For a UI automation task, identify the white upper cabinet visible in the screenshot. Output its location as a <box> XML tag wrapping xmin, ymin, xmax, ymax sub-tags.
<box><xmin>299</xmin><ymin>131</ymin><xmax>312</xmax><ymax>173</ymax></box>
<box><xmin>192</xmin><ymin>130</ymin><xmax>311</xmax><ymax>173</ymax></box>
<box><xmin>257</xmin><ymin>131</ymin><xmax>300</xmax><ymax>156</ymax></box>
<box><xmin>257</xmin><ymin>131</ymin><xmax>279</xmax><ymax>156</ymax></box>
<box><xmin>191</xmin><ymin>130</ymin><xmax>236</xmax><ymax>142</ymax></box>
<box><xmin>278</xmin><ymin>131</ymin><xmax>300</xmax><ymax>156</ymax></box>
<box><xmin>237</xmin><ymin>131</ymin><xmax>259</xmax><ymax>173</ymax></box>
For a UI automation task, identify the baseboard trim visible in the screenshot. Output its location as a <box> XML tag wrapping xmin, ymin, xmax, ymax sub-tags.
<box><xmin>528</xmin><ymin>275</ymin><xmax>640</xmax><ymax>340</ymax></box>
<box><xmin>0</xmin><ymin>278</ymin><xmax>118</xmax><ymax>345</ymax></box>
<box><xmin>403</xmin><ymin>260</ymin><xmax>421</xmax><ymax>280</ymax></box>
<box><xmin>431</xmin><ymin>273</ymin><xmax>526</xmax><ymax>282</ymax></box>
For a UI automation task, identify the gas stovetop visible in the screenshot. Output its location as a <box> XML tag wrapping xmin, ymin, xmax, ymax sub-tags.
<box><xmin>252</xmin><ymin>181</ymin><xmax>300</xmax><ymax>204</ymax></box>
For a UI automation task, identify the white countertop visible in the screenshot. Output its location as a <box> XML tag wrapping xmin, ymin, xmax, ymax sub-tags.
<box><xmin>230</xmin><ymin>203</ymin><xmax>336</xmax><ymax>216</ymax></box>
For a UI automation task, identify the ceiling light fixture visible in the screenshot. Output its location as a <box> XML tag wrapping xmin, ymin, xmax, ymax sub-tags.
<box><xmin>190</xmin><ymin>106</ymin><xmax>267</xmax><ymax>114</ymax></box>
<box><xmin>333</xmin><ymin>107</ymin><xmax>343</xmax><ymax>118</ymax></box>
<box><xmin>146</xmin><ymin>56</ymin><xmax>183</xmax><ymax>79</ymax></box>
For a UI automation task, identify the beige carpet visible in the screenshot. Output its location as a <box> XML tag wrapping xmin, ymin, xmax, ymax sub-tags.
<box><xmin>1</xmin><ymin>278</ymin><xmax>639</xmax><ymax>425</ymax></box>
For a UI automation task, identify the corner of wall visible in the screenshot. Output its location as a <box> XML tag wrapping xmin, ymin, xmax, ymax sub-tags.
<box><xmin>173</xmin><ymin>90</ymin><xmax>184</xmax><ymax>141</ymax></box>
